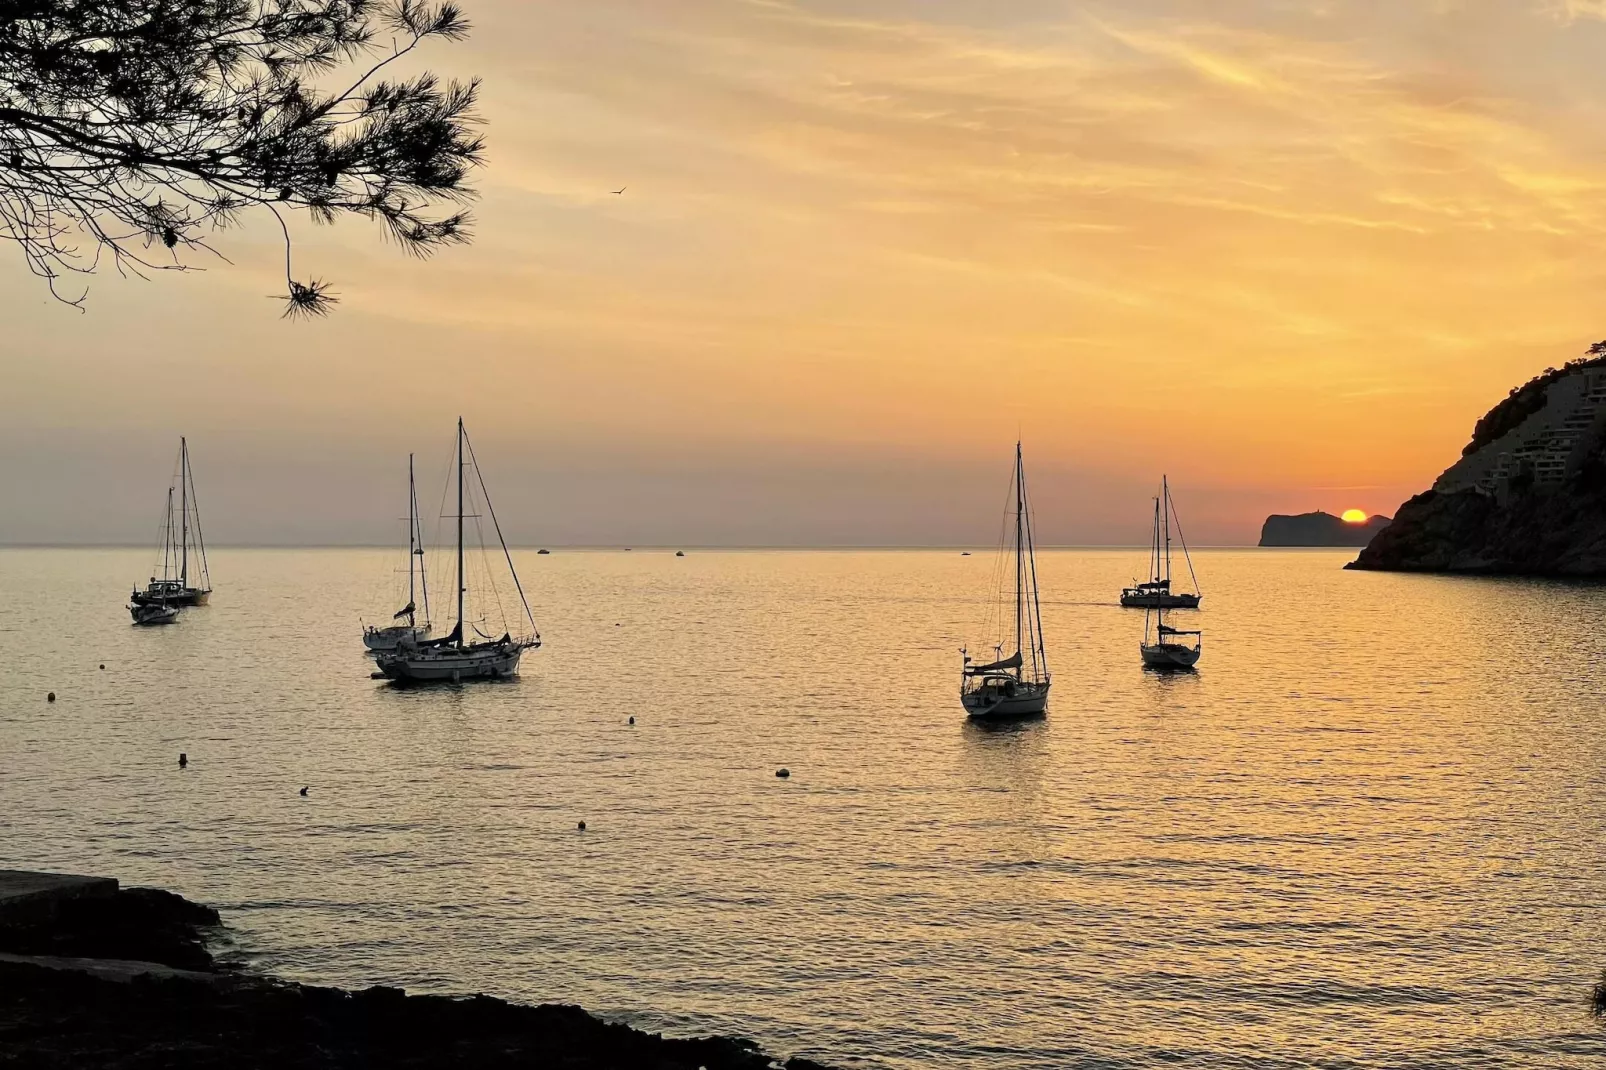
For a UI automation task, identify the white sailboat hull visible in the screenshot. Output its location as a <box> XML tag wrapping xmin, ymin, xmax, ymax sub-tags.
<box><xmin>375</xmin><ymin>640</ymin><xmax>535</xmax><ymax>682</ymax></box>
<box><xmin>962</xmin><ymin>680</ymin><xmax>1051</xmax><ymax>719</ymax></box>
<box><xmin>1141</xmin><ymin>642</ymin><xmax>1201</xmax><ymax>669</ymax></box>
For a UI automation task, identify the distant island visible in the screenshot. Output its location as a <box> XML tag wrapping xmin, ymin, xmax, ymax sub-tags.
<box><xmin>1351</xmin><ymin>345</ymin><xmax>1606</xmax><ymax>575</ymax></box>
<box><xmin>1260</xmin><ymin>511</ymin><xmax>1391</xmax><ymax>547</ymax></box>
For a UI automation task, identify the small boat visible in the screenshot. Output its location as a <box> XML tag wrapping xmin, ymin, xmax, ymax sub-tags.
<box><xmin>130</xmin><ymin>602</ymin><xmax>180</xmax><ymax>626</ymax></box>
<box><xmin>961</xmin><ymin>443</ymin><xmax>1051</xmax><ymax>719</ymax></box>
<box><xmin>1120</xmin><ymin>475</ymin><xmax>1200</xmax><ymax>609</ymax></box>
<box><xmin>675</xmin><ymin>550</ymin><xmax>685</xmax><ymax>557</ymax></box>
<box><xmin>130</xmin><ymin>438</ymin><xmax>212</xmax><ymax>608</ymax></box>
<box><xmin>536</xmin><ymin>548</ymin><xmax>551</xmax><ymax>555</ymax></box>
<box><xmin>363</xmin><ymin>454</ymin><xmax>432</xmax><ymax>654</ymax></box>
<box><xmin>374</xmin><ymin>420</ymin><xmax>540</xmax><ymax>683</ymax></box>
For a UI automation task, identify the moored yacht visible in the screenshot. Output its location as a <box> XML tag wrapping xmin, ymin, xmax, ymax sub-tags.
<box><xmin>1120</xmin><ymin>476</ymin><xmax>1200</xmax><ymax>609</ymax></box>
<box><xmin>130</xmin><ymin>438</ymin><xmax>211</xmax><ymax>609</ymax></box>
<box><xmin>961</xmin><ymin>443</ymin><xmax>1051</xmax><ymax>719</ymax></box>
<box><xmin>363</xmin><ymin>454</ymin><xmax>432</xmax><ymax>654</ymax></box>
<box><xmin>374</xmin><ymin>419</ymin><xmax>540</xmax><ymax>683</ymax></box>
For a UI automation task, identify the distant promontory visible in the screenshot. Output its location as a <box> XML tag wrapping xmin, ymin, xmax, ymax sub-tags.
<box><xmin>1260</xmin><ymin>512</ymin><xmax>1391</xmax><ymax>547</ymax></box>
<box><xmin>1350</xmin><ymin>346</ymin><xmax>1606</xmax><ymax>575</ymax></box>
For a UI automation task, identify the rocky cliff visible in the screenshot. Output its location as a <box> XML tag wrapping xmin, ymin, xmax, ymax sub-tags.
<box><xmin>1350</xmin><ymin>346</ymin><xmax>1606</xmax><ymax>575</ymax></box>
<box><xmin>1260</xmin><ymin>512</ymin><xmax>1391</xmax><ymax>547</ymax></box>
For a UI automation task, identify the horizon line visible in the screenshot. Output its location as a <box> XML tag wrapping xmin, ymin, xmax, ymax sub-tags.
<box><xmin>0</xmin><ymin>542</ymin><xmax>1325</xmax><ymax>552</ymax></box>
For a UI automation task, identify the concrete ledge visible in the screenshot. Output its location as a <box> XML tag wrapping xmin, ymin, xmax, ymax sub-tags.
<box><xmin>0</xmin><ymin>870</ymin><xmax>119</xmax><ymax>921</ymax></box>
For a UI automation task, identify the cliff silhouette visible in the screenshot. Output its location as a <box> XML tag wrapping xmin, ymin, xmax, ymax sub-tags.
<box><xmin>1351</xmin><ymin>345</ymin><xmax>1606</xmax><ymax>575</ymax></box>
<box><xmin>1260</xmin><ymin>512</ymin><xmax>1391</xmax><ymax>547</ymax></box>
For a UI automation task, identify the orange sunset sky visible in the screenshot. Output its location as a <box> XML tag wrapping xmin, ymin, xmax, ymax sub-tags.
<box><xmin>7</xmin><ymin>0</ymin><xmax>1606</xmax><ymax>546</ymax></box>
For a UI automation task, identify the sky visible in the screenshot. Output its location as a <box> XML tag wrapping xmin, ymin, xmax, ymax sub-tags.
<box><xmin>8</xmin><ymin>0</ymin><xmax>1606</xmax><ymax>546</ymax></box>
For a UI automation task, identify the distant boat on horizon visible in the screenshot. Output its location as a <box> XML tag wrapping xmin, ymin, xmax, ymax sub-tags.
<box><xmin>129</xmin><ymin>437</ymin><xmax>211</xmax><ymax>612</ymax></box>
<box><xmin>373</xmin><ymin>419</ymin><xmax>540</xmax><ymax>684</ymax></box>
<box><xmin>1121</xmin><ymin>476</ymin><xmax>1201</xmax><ymax>609</ymax></box>
<box><xmin>363</xmin><ymin>454</ymin><xmax>432</xmax><ymax>655</ymax></box>
<box><xmin>961</xmin><ymin>443</ymin><xmax>1051</xmax><ymax>720</ymax></box>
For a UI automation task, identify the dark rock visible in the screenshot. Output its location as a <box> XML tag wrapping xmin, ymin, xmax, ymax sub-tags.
<box><xmin>1352</xmin><ymin>346</ymin><xmax>1606</xmax><ymax>576</ymax></box>
<box><xmin>1259</xmin><ymin>511</ymin><xmax>1391</xmax><ymax>547</ymax></box>
<box><xmin>0</xmin><ymin>876</ymin><xmax>842</xmax><ymax>1069</ymax></box>
<box><xmin>0</xmin><ymin>885</ymin><xmax>219</xmax><ymax>970</ymax></box>
<box><xmin>0</xmin><ymin>959</ymin><xmax>833</xmax><ymax>1069</ymax></box>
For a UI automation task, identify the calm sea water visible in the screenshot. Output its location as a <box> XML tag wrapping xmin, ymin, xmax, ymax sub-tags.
<box><xmin>2</xmin><ymin>547</ymin><xmax>1604</xmax><ymax>1068</ymax></box>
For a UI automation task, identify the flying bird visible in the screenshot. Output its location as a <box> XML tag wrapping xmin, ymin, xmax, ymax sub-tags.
<box><xmin>610</xmin><ymin>186</ymin><xmax>626</xmax><ymax>195</ymax></box>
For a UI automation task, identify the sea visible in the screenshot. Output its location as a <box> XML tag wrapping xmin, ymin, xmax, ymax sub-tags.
<box><xmin>2</xmin><ymin>547</ymin><xmax>1604</xmax><ymax>1069</ymax></box>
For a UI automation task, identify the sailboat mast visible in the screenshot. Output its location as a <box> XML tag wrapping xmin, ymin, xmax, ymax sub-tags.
<box><xmin>455</xmin><ymin>419</ymin><xmax>466</xmax><ymax>648</ymax></box>
<box><xmin>179</xmin><ymin>438</ymin><xmax>188</xmax><ymax>588</ymax></box>
<box><xmin>1161</xmin><ymin>474</ymin><xmax>1171</xmax><ymax>585</ymax></box>
<box><xmin>1021</xmin><ymin>449</ymin><xmax>1047</xmax><ymax>679</ymax></box>
<box><xmin>162</xmin><ymin>486</ymin><xmax>174</xmax><ymax>581</ymax></box>
<box><xmin>407</xmin><ymin>453</ymin><xmax>417</xmax><ymax>626</ymax></box>
<box><xmin>1014</xmin><ymin>441</ymin><xmax>1024</xmax><ymax>672</ymax></box>
<box><xmin>1150</xmin><ymin>496</ymin><xmax>1161</xmax><ymax>583</ymax></box>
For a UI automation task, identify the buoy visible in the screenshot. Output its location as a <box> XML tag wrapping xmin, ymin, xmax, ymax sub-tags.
<box><xmin>675</xmin><ymin>550</ymin><xmax>685</xmax><ymax>557</ymax></box>
<box><xmin>179</xmin><ymin>753</ymin><xmax>188</xmax><ymax>768</ymax></box>
<box><xmin>46</xmin><ymin>692</ymin><xmax>55</xmax><ymax>702</ymax></box>
<box><xmin>628</xmin><ymin>716</ymin><xmax>635</xmax><ymax>725</ymax></box>
<box><xmin>99</xmin><ymin>664</ymin><xmax>105</xmax><ymax>670</ymax></box>
<box><xmin>776</xmin><ymin>768</ymin><xmax>790</xmax><ymax>778</ymax></box>
<box><xmin>300</xmin><ymin>786</ymin><xmax>308</xmax><ymax>797</ymax></box>
<box><xmin>577</xmin><ymin>820</ymin><xmax>586</xmax><ymax>831</ymax></box>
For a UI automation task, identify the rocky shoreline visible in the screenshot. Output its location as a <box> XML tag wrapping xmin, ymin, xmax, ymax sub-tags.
<box><xmin>0</xmin><ymin>872</ymin><xmax>834</xmax><ymax>1070</ymax></box>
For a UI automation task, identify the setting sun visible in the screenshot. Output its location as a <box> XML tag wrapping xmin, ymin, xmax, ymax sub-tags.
<box><xmin>1341</xmin><ymin>509</ymin><xmax>1368</xmax><ymax>524</ymax></box>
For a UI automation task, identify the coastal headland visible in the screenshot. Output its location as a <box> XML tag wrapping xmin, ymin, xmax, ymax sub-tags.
<box><xmin>1352</xmin><ymin>349</ymin><xmax>1606</xmax><ymax>575</ymax></box>
<box><xmin>0</xmin><ymin>869</ymin><xmax>833</xmax><ymax>1070</ymax></box>
<box><xmin>1259</xmin><ymin>511</ymin><xmax>1391</xmax><ymax>547</ymax></box>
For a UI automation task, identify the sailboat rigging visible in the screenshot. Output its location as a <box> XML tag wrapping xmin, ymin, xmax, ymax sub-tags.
<box><xmin>373</xmin><ymin>419</ymin><xmax>540</xmax><ymax>683</ymax></box>
<box><xmin>960</xmin><ymin>443</ymin><xmax>1051</xmax><ymax>719</ymax></box>
<box><xmin>1120</xmin><ymin>475</ymin><xmax>1201</xmax><ymax>609</ymax></box>
<box><xmin>129</xmin><ymin>437</ymin><xmax>211</xmax><ymax>619</ymax></box>
<box><xmin>363</xmin><ymin>454</ymin><xmax>433</xmax><ymax>653</ymax></box>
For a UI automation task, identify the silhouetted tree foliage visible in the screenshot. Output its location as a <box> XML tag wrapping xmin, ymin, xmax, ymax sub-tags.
<box><xmin>0</xmin><ymin>0</ymin><xmax>483</xmax><ymax>316</ymax></box>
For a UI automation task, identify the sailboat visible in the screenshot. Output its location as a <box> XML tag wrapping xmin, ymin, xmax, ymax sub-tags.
<box><xmin>363</xmin><ymin>454</ymin><xmax>433</xmax><ymax>654</ymax></box>
<box><xmin>1120</xmin><ymin>476</ymin><xmax>1200</xmax><ymax>608</ymax></box>
<box><xmin>1141</xmin><ymin>603</ymin><xmax>1201</xmax><ymax>669</ymax></box>
<box><xmin>373</xmin><ymin>419</ymin><xmax>541</xmax><ymax>683</ymax></box>
<box><xmin>129</xmin><ymin>437</ymin><xmax>211</xmax><ymax>609</ymax></box>
<box><xmin>961</xmin><ymin>443</ymin><xmax>1051</xmax><ymax>719</ymax></box>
